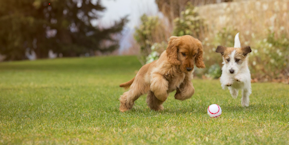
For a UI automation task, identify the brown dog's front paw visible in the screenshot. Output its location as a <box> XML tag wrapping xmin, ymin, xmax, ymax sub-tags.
<box><xmin>151</xmin><ymin>105</ymin><xmax>164</xmax><ymax>111</ymax></box>
<box><xmin>147</xmin><ymin>91</ymin><xmax>165</xmax><ymax>111</ymax></box>
<box><xmin>175</xmin><ymin>93</ymin><xmax>192</xmax><ymax>101</ymax></box>
<box><xmin>157</xmin><ymin>105</ymin><xmax>164</xmax><ymax>111</ymax></box>
<box><xmin>174</xmin><ymin>87</ymin><xmax>194</xmax><ymax>101</ymax></box>
<box><xmin>174</xmin><ymin>92</ymin><xmax>181</xmax><ymax>100</ymax></box>
<box><xmin>153</xmin><ymin>92</ymin><xmax>168</xmax><ymax>102</ymax></box>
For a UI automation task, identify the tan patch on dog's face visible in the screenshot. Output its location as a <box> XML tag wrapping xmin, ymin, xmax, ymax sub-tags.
<box><xmin>234</xmin><ymin>48</ymin><xmax>247</xmax><ymax>63</ymax></box>
<box><xmin>216</xmin><ymin>46</ymin><xmax>251</xmax><ymax>64</ymax></box>
<box><xmin>216</xmin><ymin>45</ymin><xmax>251</xmax><ymax>74</ymax></box>
<box><xmin>222</xmin><ymin>47</ymin><xmax>235</xmax><ymax>60</ymax></box>
<box><xmin>222</xmin><ymin>47</ymin><xmax>246</xmax><ymax>64</ymax></box>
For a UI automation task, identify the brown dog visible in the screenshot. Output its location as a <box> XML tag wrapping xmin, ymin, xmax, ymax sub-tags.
<box><xmin>119</xmin><ymin>35</ymin><xmax>205</xmax><ymax>112</ymax></box>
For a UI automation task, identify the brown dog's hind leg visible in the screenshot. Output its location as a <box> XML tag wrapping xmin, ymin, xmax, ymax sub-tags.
<box><xmin>119</xmin><ymin>90</ymin><xmax>142</xmax><ymax>112</ymax></box>
<box><xmin>119</xmin><ymin>81</ymin><xmax>148</xmax><ymax>112</ymax></box>
<box><xmin>119</xmin><ymin>91</ymin><xmax>131</xmax><ymax>112</ymax></box>
<box><xmin>146</xmin><ymin>91</ymin><xmax>164</xmax><ymax>111</ymax></box>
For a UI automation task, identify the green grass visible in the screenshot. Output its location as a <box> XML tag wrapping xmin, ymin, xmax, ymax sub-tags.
<box><xmin>0</xmin><ymin>56</ymin><xmax>288</xmax><ymax>144</ymax></box>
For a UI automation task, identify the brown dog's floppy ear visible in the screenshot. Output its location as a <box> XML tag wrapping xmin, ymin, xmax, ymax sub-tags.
<box><xmin>241</xmin><ymin>46</ymin><xmax>252</xmax><ymax>56</ymax></box>
<box><xmin>216</xmin><ymin>45</ymin><xmax>226</xmax><ymax>55</ymax></box>
<box><xmin>166</xmin><ymin>36</ymin><xmax>181</xmax><ymax>65</ymax></box>
<box><xmin>195</xmin><ymin>41</ymin><xmax>205</xmax><ymax>68</ymax></box>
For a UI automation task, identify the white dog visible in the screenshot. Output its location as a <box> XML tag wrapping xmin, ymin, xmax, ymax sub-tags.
<box><xmin>215</xmin><ymin>33</ymin><xmax>252</xmax><ymax>107</ymax></box>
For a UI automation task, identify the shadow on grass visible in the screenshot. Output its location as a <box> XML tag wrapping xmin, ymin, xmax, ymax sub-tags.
<box><xmin>124</xmin><ymin>103</ymin><xmax>287</xmax><ymax>115</ymax></box>
<box><xmin>222</xmin><ymin>103</ymin><xmax>287</xmax><ymax>112</ymax></box>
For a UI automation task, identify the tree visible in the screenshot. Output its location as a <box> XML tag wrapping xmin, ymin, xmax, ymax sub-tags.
<box><xmin>0</xmin><ymin>0</ymin><xmax>128</xmax><ymax>60</ymax></box>
<box><xmin>134</xmin><ymin>14</ymin><xmax>169</xmax><ymax>64</ymax></box>
<box><xmin>0</xmin><ymin>0</ymin><xmax>47</xmax><ymax>60</ymax></box>
<box><xmin>46</xmin><ymin>0</ymin><xmax>128</xmax><ymax>57</ymax></box>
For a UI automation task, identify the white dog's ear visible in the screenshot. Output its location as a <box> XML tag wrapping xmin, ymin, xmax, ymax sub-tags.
<box><xmin>241</xmin><ymin>46</ymin><xmax>252</xmax><ymax>56</ymax></box>
<box><xmin>216</xmin><ymin>46</ymin><xmax>226</xmax><ymax>55</ymax></box>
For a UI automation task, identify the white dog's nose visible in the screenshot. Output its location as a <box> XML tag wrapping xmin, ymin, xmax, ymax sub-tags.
<box><xmin>229</xmin><ymin>69</ymin><xmax>235</xmax><ymax>74</ymax></box>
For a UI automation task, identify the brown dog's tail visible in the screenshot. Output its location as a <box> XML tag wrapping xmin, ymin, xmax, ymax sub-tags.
<box><xmin>119</xmin><ymin>77</ymin><xmax>135</xmax><ymax>89</ymax></box>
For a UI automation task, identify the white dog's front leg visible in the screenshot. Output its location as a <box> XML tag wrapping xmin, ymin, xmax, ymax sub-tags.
<box><xmin>234</xmin><ymin>74</ymin><xmax>244</xmax><ymax>83</ymax></box>
<box><xmin>220</xmin><ymin>74</ymin><xmax>233</xmax><ymax>89</ymax></box>
<box><xmin>229</xmin><ymin>87</ymin><xmax>238</xmax><ymax>99</ymax></box>
<box><xmin>234</xmin><ymin>73</ymin><xmax>251</xmax><ymax>107</ymax></box>
<box><xmin>234</xmin><ymin>72</ymin><xmax>251</xmax><ymax>83</ymax></box>
<box><xmin>241</xmin><ymin>88</ymin><xmax>251</xmax><ymax>107</ymax></box>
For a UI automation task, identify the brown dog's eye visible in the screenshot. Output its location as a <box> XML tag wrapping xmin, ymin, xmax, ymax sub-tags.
<box><xmin>235</xmin><ymin>58</ymin><xmax>240</xmax><ymax>63</ymax></box>
<box><xmin>226</xmin><ymin>58</ymin><xmax>230</xmax><ymax>62</ymax></box>
<box><xmin>181</xmin><ymin>53</ymin><xmax>186</xmax><ymax>57</ymax></box>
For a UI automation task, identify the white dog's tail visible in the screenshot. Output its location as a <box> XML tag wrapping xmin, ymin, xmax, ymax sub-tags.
<box><xmin>234</xmin><ymin>33</ymin><xmax>241</xmax><ymax>48</ymax></box>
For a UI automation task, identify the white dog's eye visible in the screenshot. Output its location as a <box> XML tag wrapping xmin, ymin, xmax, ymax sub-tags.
<box><xmin>226</xmin><ymin>58</ymin><xmax>230</xmax><ymax>62</ymax></box>
<box><xmin>235</xmin><ymin>58</ymin><xmax>240</xmax><ymax>63</ymax></box>
<box><xmin>181</xmin><ymin>53</ymin><xmax>186</xmax><ymax>57</ymax></box>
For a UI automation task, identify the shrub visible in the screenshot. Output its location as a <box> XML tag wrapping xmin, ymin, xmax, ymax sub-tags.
<box><xmin>134</xmin><ymin>14</ymin><xmax>170</xmax><ymax>65</ymax></box>
<box><xmin>136</xmin><ymin>0</ymin><xmax>289</xmax><ymax>82</ymax></box>
<box><xmin>146</xmin><ymin>42</ymin><xmax>167</xmax><ymax>64</ymax></box>
<box><xmin>250</xmin><ymin>30</ymin><xmax>289</xmax><ymax>80</ymax></box>
<box><xmin>143</xmin><ymin>2</ymin><xmax>207</xmax><ymax>66</ymax></box>
<box><xmin>173</xmin><ymin>2</ymin><xmax>206</xmax><ymax>39</ymax></box>
<box><xmin>206</xmin><ymin>64</ymin><xmax>222</xmax><ymax>79</ymax></box>
<box><xmin>196</xmin><ymin>0</ymin><xmax>289</xmax><ymax>82</ymax></box>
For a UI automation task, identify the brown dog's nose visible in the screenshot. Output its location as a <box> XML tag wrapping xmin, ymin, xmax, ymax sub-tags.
<box><xmin>186</xmin><ymin>67</ymin><xmax>192</xmax><ymax>71</ymax></box>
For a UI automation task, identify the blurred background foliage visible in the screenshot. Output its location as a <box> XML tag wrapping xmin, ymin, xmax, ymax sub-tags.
<box><xmin>0</xmin><ymin>0</ymin><xmax>128</xmax><ymax>60</ymax></box>
<box><xmin>172</xmin><ymin>3</ymin><xmax>206</xmax><ymax>39</ymax></box>
<box><xmin>0</xmin><ymin>0</ymin><xmax>288</xmax><ymax>82</ymax></box>
<box><xmin>134</xmin><ymin>0</ymin><xmax>289</xmax><ymax>82</ymax></box>
<box><xmin>134</xmin><ymin>14</ymin><xmax>170</xmax><ymax>65</ymax></box>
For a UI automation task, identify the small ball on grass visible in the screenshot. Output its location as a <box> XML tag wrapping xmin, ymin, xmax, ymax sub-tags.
<box><xmin>207</xmin><ymin>104</ymin><xmax>222</xmax><ymax>118</ymax></box>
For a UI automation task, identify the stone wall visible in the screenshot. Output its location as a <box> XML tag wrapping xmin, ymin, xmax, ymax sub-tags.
<box><xmin>197</xmin><ymin>0</ymin><xmax>289</xmax><ymax>38</ymax></box>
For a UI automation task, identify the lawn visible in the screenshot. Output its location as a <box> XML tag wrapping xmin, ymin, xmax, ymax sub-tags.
<box><xmin>0</xmin><ymin>56</ymin><xmax>288</xmax><ymax>144</ymax></box>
